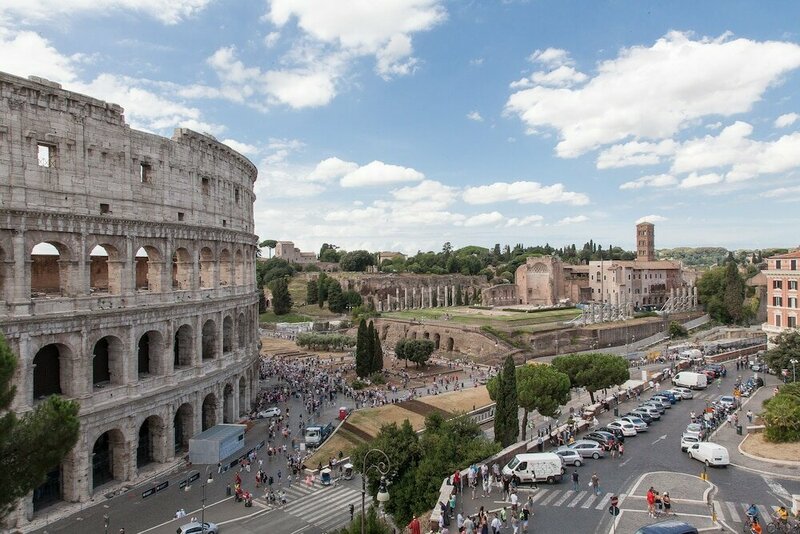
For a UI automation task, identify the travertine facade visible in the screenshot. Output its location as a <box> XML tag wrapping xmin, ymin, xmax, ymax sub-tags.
<box><xmin>0</xmin><ymin>72</ymin><xmax>261</xmax><ymax>524</ymax></box>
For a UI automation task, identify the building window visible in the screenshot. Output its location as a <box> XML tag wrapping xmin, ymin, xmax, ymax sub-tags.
<box><xmin>178</xmin><ymin>212</ymin><xmax>185</xmax><ymax>221</ymax></box>
<box><xmin>201</xmin><ymin>177</ymin><xmax>210</xmax><ymax>195</ymax></box>
<box><xmin>774</xmin><ymin>280</ymin><xmax>783</xmax><ymax>290</ymax></box>
<box><xmin>775</xmin><ymin>314</ymin><xmax>782</xmax><ymax>327</ymax></box>
<box><xmin>100</xmin><ymin>203</ymin><xmax>111</xmax><ymax>214</ymax></box>
<box><xmin>235</xmin><ymin>188</ymin><xmax>240</xmax><ymax>204</ymax></box>
<box><xmin>792</xmin><ymin>260</ymin><xmax>798</xmax><ymax>271</ymax></box>
<box><xmin>790</xmin><ymin>297</ymin><xmax>798</xmax><ymax>309</ymax></box>
<box><xmin>222</xmin><ymin>219</ymin><xmax>227</xmax><ymax>227</ymax></box>
<box><xmin>140</xmin><ymin>163</ymin><xmax>152</xmax><ymax>183</ymax></box>
<box><xmin>776</xmin><ymin>260</ymin><xmax>782</xmax><ymax>269</ymax></box>
<box><xmin>37</xmin><ymin>143</ymin><xmax>54</xmax><ymax>167</ymax></box>
<box><xmin>774</xmin><ymin>296</ymin><xmax>783</xmax><ymax>307</ymax></box>
<box><xmin>789</xmin><ymin>280</ymin><xmax>798</xmax><ymax>290</ymax></box>
<box><xmin>789</xmin><ymin>316</ymin><xmax>797</xmax><ymax>328</ymax></box>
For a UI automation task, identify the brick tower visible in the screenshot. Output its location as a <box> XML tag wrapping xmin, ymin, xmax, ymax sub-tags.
<box><xmin>636</xmin><ymin>222</ymin><xmax>655</xmax><ymax>262</ymax></box>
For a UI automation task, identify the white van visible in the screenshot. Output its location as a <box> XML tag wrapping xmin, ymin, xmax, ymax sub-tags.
<box><xmin>687</xmin><ymin>442</ymin><xmax>729</xmax><ymax>466</ymax></box>
<box><xmin>502</xmin><ymin>453</ymin><xmax>564</xmax><ymax>484</ymax></box>
<box><xmin>672</xmin><ymin>371</ymin><xmax>708</xmax><ymax>390</ymax></box>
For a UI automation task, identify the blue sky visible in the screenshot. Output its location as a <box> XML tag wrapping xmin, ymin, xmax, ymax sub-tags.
<box><xmin>2</xmin><ymin>1</ymin><xmax>800</xmax><ymax>255</ymax></box>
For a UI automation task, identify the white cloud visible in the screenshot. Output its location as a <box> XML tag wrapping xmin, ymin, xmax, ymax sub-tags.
<box><xmin>470</xmin><ymin>57</ymin><xmax>484</xmax><ymax>66</ymax></box>
<box><xmin>0</xmin><ymin>0</ymin><xmax>210</xmax><ymax>24</ymax></box>
<box><xmin>775</xmin><ymin>112</ymin><xmax>800</xmax><ymax>128</ymax></box>
<box><xmin>375</xmin><ymin>33</ymin><xmax>417</xmax><ymax>79</ymax></box>
<box><xmin>635</xmin><ymin>215</ymin><xmax>668</xmax><ymax>224</ymax></box>
<box><xmin>678</xmin><ymin>172</ymin><xmax>724</xmax><ymax>189</ymax></box>
<box><xmin>506</xmin><ymin>32</ymin><xmax>800</xmax><ymax>158</ymax></box>
<box><xmin>307</xmin><ymin>157</ymin><xmax>359</xmax><ymax>183</ymax></box>
<box><xmin>596</xmin><ymin>139</ymin><xmax>676</xmax><ymax>169</ymax></box>
<box><xmin>529</xmin><ymin>65</ymin><xmax>587</xmax><ymax>87</ymax></box>
<box><xmin>509</xmin><ymin>77</ymin><xmax>533</xmax><ymax>90</ymax></box>
<box><xmin>463</xmin><ymin>211</ymin><xmax>504</xmax><ymax>227</ymax></box>
<box><xmin>556</xmin><ymin>215</ymin><xmax>588</xmax><ymax>225</ymax></box>
<box><xmin>390</xmin><ymin>180</ymin><xmax>458</xmax><ymax>207</ymax></box>
<box><xmin>264</xmin><ymin>32</ymin><xmax>281</xmax><ymax>48</ymax></box>
<box><xmin>462</xmin><ymin>181</ymin><xmax>589</xmax><ymax>206</ymax></box>
<box><xmin>467</xmin><ymin>111</ymin><xmax>484</xmax><ymax>122</ymax></box>
<box><xmin>528</xmin><ymin>48</ymin><xmax>572</xmax><ymax>68</ymax></box>
<box><xmin>619</xmin><ymin>174</ymin><xmax>677</xmax><ymax>190</ymax></box>
<box><xmin>340</xmin><ymin>160</ymin><xmax>425</xmax><ymax>187</ymax></box>
<box><xmin>0</xmin><ymin>27</ymin><xmax>81</xmax><ymax>83</ymax></box>
<box><xmin>505</xmin><ymin>215</ymin><xmax>544</xmax><ymax>227</ymax></box>
<box><xmin>761</xmin><ymin>185</ymin><xmax>800</xmax><ymax>198</ymax></box>
<box><xmin>222</xmin><ymin>139</ymin><xmax>260</xmax><ymax>156</ymax></box>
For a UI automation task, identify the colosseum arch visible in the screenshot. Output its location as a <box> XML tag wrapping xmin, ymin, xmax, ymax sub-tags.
<box><xmin>137</xmin><ymin>330</ymin><xmax>165</xmax><ymax>376</ymax></box>
<box><xmin>202</xmin><ymin>319</ymin><xmax>218</xmax><ymax>360</ymax></box>
<box><xmin>91</xmin><ymin>428</ymin><xmax>127</xmax><ymax>490</ymax></box>
<box><xmin>30</xmin><ymin>241</ymin><xmax>73</xmax><ymax>297</ymax></box>
<box><xmin>199</xmin><ymin>247</ymin><xmax>215</xmax><ymax>289</ymax></box>
<box><xmin>136</xmin><ymin>414</ymin><xmax>166</xmax><ymax>469</ymax></box>
<box><xmin>219</xmin><ymin>249</ymin><xmax>232</xmax><ymax>286</ymax></box>
<box><xmin>173</xmin><ymin>324</ymin><xmax>194</xmax><ymax>369</ymax></box>
<box><xmin>223</xmin><ymin>315</ymin><xmax>233</xmax><ymax>353</ymax></box>
<box><xmin>433</xmin><ymin>333</ymin><xmax>441</xmax><ymax>350</ymax></box>
<box><xmin>222</xmin><ymin>383</ymin><xmax>235</xmax><ymax>423</ymax></box>
<box><xmin>172</xmin><ymin>247</ymin><xmax>192</xmax><ymax>290</ymax></box>
<box><xmin>92</xmin><ymin>335</ymin><xmax>124</xmax><ymax>389</ymax></box>
<box><xmin>135</xmin><ymin>245</ymin><xmax>163</xmax><ymax>292</ymax></box>
<box><xmin>238</xmin><ymin>376</ymin><xmax>247</xmax><ymax>416</ymax></box>
<box><xmin>237</xmin><ymin>312</ymin><xmax>246</xmax><ymax>348</ymax></box>
<box><xmin>173</xmin><ymin>402</ymin><xmax>193</xmax><ymax>454</ymax></box>
<box><xmin>33</xmin><ymin>463</ymin><xmax>63</xmax><ymax>511</ymax></box>
<box><xmin>202</xmin><ymin>393</ymin><xmax>218</xmax><ymax>431</ymax></box>
<box><xmin>32</xmin><ymin>343</ymin><xmax>75</xmax><ymax>402</ymax></box>
<box><xmin>234</xmin><ymin>249</ymin><xmax>244</xmax><ymax>286</ymax></box>
<box><xmin>88</xmin><ymin>241</ymin><xmax>125</xmax><ymax>295</ymax></box>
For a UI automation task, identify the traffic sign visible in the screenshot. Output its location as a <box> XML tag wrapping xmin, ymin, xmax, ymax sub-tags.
<box><xmin>608</xmin><ymin>505</ymin><xmax>619</xmax><ymax>516</ymax></box>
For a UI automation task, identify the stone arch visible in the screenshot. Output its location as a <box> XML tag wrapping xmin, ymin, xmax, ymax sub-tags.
<box><xmin>238</xmin><ymin>376</ymin><xmax>247</xmax><ymax>416</ymax></box>
<box><xmin>223</xmin><ymin>315</ymin><xmax>233</xmax><ymax>353</ymax></box>
<box><xmin>237</xmin><ymin>312</ymin><xmax>246</xmax><ymax>348</ymax></box>
<box><xmin>30</xmin><ymin>241</ymin><xmax>72</xmax><ymax>297</ymax></box>
<box><xmin>88</xmin><ymin>243</ymin><xmax>123</xmax><ymax>295</ymax></box>
<box><xmin>433</xmin><ymin>333</ymin><xmax>441</xmax><ymax>350</ymax></box>
<box><xmin>202</xmin><ymin>319</ymin><xmax>218</xmax><ymax>360</ymax></box>
<box><xmin>219</xmin><ymin>249</ymin><xmax>232</xmax><ymax>286</ymax></box>
<box><xmin>446</xmin><ymin>337</ymin><xmax>455</xmax><ymax>352</ymax></box>
<box><xmin>173</xmin><ymin>324</ymin><xmax>194</xmax><ymax>368</ymax></box>
<box><xmin>423</xmin><ymin>331</ymin><xmax>430</xmax><ymax>340</ymax></box>
<box><xmin>199</xmin><ymin>247</ymin><xmax>215</xmax><ymax>289</ymax></box>
<box><xmin>92</xmin><ymin>335</ymin><xmax>124</xmax><ymax>388</ymax></box>
<box><xmin>136</xmin><ymin>414</ymin><xmax>166</xmax><ymax>469</ymax></box>
<box><xmin>135</xmin><ymin>245</ymin><xmax>163</xmax><ymax>292</ymax></box>
<box><xmin>32</xmin><ymin>343</ymin><xmax>74</xmax><ymax>402</ymax></box>
<box><xmin>234</xmin><ymin>249</ymin><xmax>245</xmax><ymax>286</ymax></box>
<box><xmin>137</xmin><ymin>330</ymin><xmax>165</xmax><ymax>377</ymax></box>
<box><xmin>173</xmin><ymin>403</ymin><xmax>193</xmax><ymax>454</ymax></box>
<box><xmin>223</xmin><ymin>383</ymin><xmax>234</xmax><ymax>423</ymax></box>
<box><xmin>91</xmin><ymin>428</ymin><xmax>127</xmax><ymax>490</ymax></box>
<box><xmin>532</xmin><ymin>262</ymin><xmax>548</xmax><ymax>274</ymax></box>
<box><xmin>172</xmin><ymin>247</ymin><xmax>192</xmax><ymax>290</ymax></box>
<box><xmin>202</xmin><ymin>393</ymin><xmax>218</xmax><ymax>431</ymax></box>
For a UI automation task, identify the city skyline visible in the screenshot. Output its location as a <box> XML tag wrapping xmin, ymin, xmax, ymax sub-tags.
<box><xmin>3</xmin><ymin>1</ymin><xmax>800</xmax><ymax>254</ymax></box>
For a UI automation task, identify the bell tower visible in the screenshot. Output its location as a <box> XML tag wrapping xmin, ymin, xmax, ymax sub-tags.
<box><xmin>636</xmin><ymin>222</ymin><xmax>655</xmax><ymax>262</ymax></box>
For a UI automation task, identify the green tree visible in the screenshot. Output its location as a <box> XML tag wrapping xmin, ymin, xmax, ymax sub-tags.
<box><xmin>337</xmin><ymin>505</ymin><xmax>392</xmax><ymax>534</ymax></box>
<box><xmin>269</xmin><ymin>277</ymin><xmax>293</xmax><ymax>315</ymax></box>
<box><xmin>697</xmin><ymin>266</ymin><xmax>729</xmax><ymax>323</ymax></box>
<box><xmin>764</xmin><ymin>331</ymin><xmax>800</xmax><ymax>383</ymax></box>
<box><xmin>317</xmin><ymin>272</ymin><xmax>330</xmax><ymax>308</ymax></box>
<box><xmin>371</xmin><ymin>324</ymin><xmax>384</xmax><ymax>373</ymax></box>
<box><xmin>342</xmin><ymin>290</ymin><xmax>363</xmax><ymax>310</ymax></box>
<box><xmin>339</xmin><ymin>250</ymin><xmax>375</xmax><ymax>272</ymax></box>
<box><xmin>762</xmin><ymin>390</ymin><xmax>800</xmax><ymax>443</ymax></box>
<box><xmin>551</xmin><ymin>353</ymin><xmax>629</xmax><ymax>403</ymax></box>
<box><xmin>355</xmin><ymin>319</ymin><xmax>370</xmax><ymax>378</ymax></box>
<box><xmin>516</xmin><ymin>365</ymin><xmax>571</xmax><ymax>441</ymax></box>
<box><xmin>395</xmin><ymin>339</ymin><xmax>434</xmax><ymax>368</ymax></box>
<box><xmin>0</xmin><ymin>335</ymin><xmax>81</xmax><ymax>520</ymax></box>
<box><xmin>668</xmin><ymin>321</ymin><xmax>688</xmax><ymax>338</ymax></box>
<box><xmin>723</xmin><ymin>256</ymin><xmax>745</xmax><ymax>324</ymax></box>
<box><xmin>491</xmin><ymin>355</ymin><xmax>519</xmax><ymax>447</ymax></box>
<box><xmin>327</xmin><ymin>280</ymin><xmax>346</xmax><ymax>313</ymax></box>
<box><xmin>366</xmin><ymin>321</ymin><xmax>376</xmax><ymax>373</ymax></box>
<box><xmin>259</xmin><ymin>239</ymin><xmax>278</xmax><ymax>258</ymax></box>
<box><xmin>306</xmin><ymin>279</ymin><xmax>319</xmax><ymax>304</ymax></box>
<box><xmin>319</xmin><ymin>243</ymin><xmax>341</xmax><ymax>263</ymax></box>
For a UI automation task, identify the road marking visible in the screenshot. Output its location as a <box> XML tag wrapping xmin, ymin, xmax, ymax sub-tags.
<box><xmin>289</xmin><ymin>526</ymin><xmax>312</xmax><ymax>534</ymax></box>
<box><xmin>651</xmin><ymin>434</ymin><xmax>667</xmax><ymax>445</ymax></box>
<box><xmin>619</xmin><ymin>458</ymin><xmax>630</xmax><ymax>467</ymax></box>
<box><xmin>552</xmin><ymin>490</ymin><xmax>574</xmax><ymax>507</ymax></box>
<box><xmin>725</xmin><ymin>501</ymin><xmax>740</xmax><ymax>523</ymax></box>
<box><xmin>539</xmin><ymin>490</ymin><xmax>561</xmax><ymax>505</ymax></box>
<box><xmin>581</xmin><ymin>493</ymin><xmax>598</xmax><ymax>508</ymax></box>
<box><xmin>567</xmin><ymin>491</ymin><xmax>586</xmax><ymax>507</ymax></box>
<box><xmin>528</xmin><ymin>490</ymin><xmax>547</xmax><ymax>504</ymax></box>
<box><xmin>137</xmin><ymin>496</ymin><xmax>234</xmax><ymax>533</ymax></box>
<box><xmin>594</xmin><ymin>493</ymin><xmax>612</xmax><ymax>510</ymax></box>
<box><xmin>763</xmin><ymin>477</ymin><xmax>793</xmax><ymax>504</ymax></box>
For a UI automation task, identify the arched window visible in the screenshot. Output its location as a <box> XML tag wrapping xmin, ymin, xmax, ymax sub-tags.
<box><xmin>223</xmin><ymin>383</ymin><xmax>234</xmax><ymax>423</ymax></box>
<box><xmin>202</xmin><ymin>319</ymin><xmax>218</xmax><ymax>360</ymax></box>
<box><xmin>33</xmin><ymin>344</ymin><xmax>62</xmax><ymax>399</ymax></box>
<box><xmin>92</xmin><ymin>336</ymin><xmax>123</xmax><ymax>388</ymax></box>
<box><xmin>174</xmin><ymin>403</ymin><xmax>193</xmax><ymax>454</ymax></box>
<box><xmin>135</xmin><ymin>246</ymin><xmax>163</xmax><ymax>292</ymax></box>
<box><xmin>202</xmin><ymin>394</ymin><xmax>217</xmax><ymax>431</ymax></box>
<box><xmin>223</xmin><ymin>316</ymin><xmax>233</xmax><ymax>353</ymax></box>
<box><xmin>238</xmin><ymin>377</ymin><xmax>247</xmax><ymax>417</ymax></box>
<box><xmin>137</xmin><ymin>331</ymin><xmax>164</xmax><ymax>376</ymax></box>
<box><xmin>92</xmin><ymin>429</ymin><xmax>126</xmax><ymax>489</ymax></box>
<box><xmin>31</xmin><ymin>242</ymin><xmax>69</xmax><ymax>297</ymax></box>
<box><xmin>234</xmin><ymin>249</ymin><xmax>245</xmax><ymax>285</ymax></box>
<box><xmin>237</xmin><ymin>313</ymin><xmax>246</xmax><ymax>348</ymax></box>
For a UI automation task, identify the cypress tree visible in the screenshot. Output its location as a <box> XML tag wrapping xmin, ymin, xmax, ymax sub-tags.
<box><xmin>497</xmin><ymin>355</ymin><xmax>519</xmax><ymax>447</ymax></box>
<box><xmin>356</xmin><ymin>319</ymin><xmax>370</xmax><ymax>377</ymax></box>
<box><xmin>371</xmin><ymin>325</ymin><xmax>384</xmax><ymax>373</ymax></box>
<box><xmin>366</xmin><ymin>320</ymin><xmax>376</xmax><ymax>374</ymax></box>
<box><xmin>306</xmin><ymin>279</ymin><xmax>318</xmax><ymax>304</ymax></box>
<box><xmin>493</xmin><ymin>372</ymin><xmax>507</xmax><ymax>446</ymax></box>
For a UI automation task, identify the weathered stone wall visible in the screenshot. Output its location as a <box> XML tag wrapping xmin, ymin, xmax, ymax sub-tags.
<box><xmin>0</xmin><ymin>71</ymin><xmax>261</xmax><ymax>526</ymax></box>
<box><xmin>373</xmin><ymin>318</ymin><xmax>504</xmax><ymax>358</ymax></box>
<box><xmin>481</xmin><ymin>283</ymin><xmax>519</xmax><ymax>306</ymax></box>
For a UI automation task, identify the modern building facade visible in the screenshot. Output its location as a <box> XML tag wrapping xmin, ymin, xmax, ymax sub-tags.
<box><xmin>762</xmin><ymin>250</ymin><xmax>800</xmax><ymax>346</ymax></box>
<box><xmin>0</xmin><ymin>72</ymin><xmax>261</xmax><ymax>525</ymax></box>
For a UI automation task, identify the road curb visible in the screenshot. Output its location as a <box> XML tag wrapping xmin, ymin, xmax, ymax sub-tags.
<box><xmin>736</xmin><ymin>433</ymin><xmax>800</xmax><ymax>468</ymax></box>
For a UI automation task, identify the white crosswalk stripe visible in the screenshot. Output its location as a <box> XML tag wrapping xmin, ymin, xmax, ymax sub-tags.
<box><xmin>567</xmin><ymin>491</ymin><xmax>587</xmax><ymax>507</ymax></box>
<box><xmin>552</xmin><ymin>490</ymin><xmax>574</xmax><ymax>507</ymax></box>
<box><xmin>539</xmin><ymin>490</ymin><xmax>562</xmax><ymax>505</ymax></box>
<box><xmin>594</xmin><ymin>493</ymin><xmax>612</xmax><ymax>510</ymax></box>
<box><xmin>725</xmin><ymin>501</ymin><xmax>741</xmax><ymax>523</ymax></box>
<box><xmin>581</xmin><ymin>493</ymin><xmax>599</xmax><ymax>508</ymax></box>
<box><xmin>272</xmin><ymin>485</ymin><xmax>363</xmax><ymax>532</ymax></box>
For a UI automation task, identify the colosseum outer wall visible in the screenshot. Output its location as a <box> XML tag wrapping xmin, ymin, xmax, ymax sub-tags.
<box><xmin>0</xmin><ymin>71</ymin><xmax>262</xmax><ymax>524</ymax></box>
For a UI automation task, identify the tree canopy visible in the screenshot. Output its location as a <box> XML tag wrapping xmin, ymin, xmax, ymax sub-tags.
<box><xmin>764</xmin><ymin>331</ymin><xmax>800</xmax><ymax>383</ymax></box>
<box><xmin>762</xmin><ymin>383</ymin><xmax>800</xmax><ymax>443</ymax></box>
<box><xmin>268</xmin><ymin>277</ymin><xmax>293</xmax><ymax>315</ymax></box>
<box><xmin>551</xmin><ymin>353</ymin><xmax>629</xmax><ymax>403</ymax></box>
<box><xmin>394</xmin><ymin>339</ymin><xmax>435</xmax><ymax>368</ymax></box>
<box><xmin>516</xmin><ymin>364</ymin><xmax>570</xmax><ymax>441</ymax></box>
<box><xmin>697</xmin><ymin>258</ymin><xmax>751</xmax><ymax>325</ymax></box>
<box><xmin>339</xmin><ymin>250</ymin><xmax>375</xmax><ymax>272</ymax></box>
<box><xmin>256</xmin><ymin>257</ymin><xmax>295</xmax><ymax>288</ymax></box>
<box><xmin>355</xmin><ymin>320</ymin><xmax>384</xmax><ymax>377</ymax></box>
<box><xmin>491</xmin><ymin>355</ymin><xmax>519</xmax><ymax>447</ymax></box>
<box><xmin>0</xmin><ymin>335</ymin><xmax>81</xmax><ymax>520</ymax></box>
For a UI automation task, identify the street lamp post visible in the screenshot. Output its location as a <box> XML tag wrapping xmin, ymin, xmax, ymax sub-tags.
<box><xmin>103</xmin><ymin>513</ymin><xmax>109</xmax><ymax>534</ymax></box>
<box><xmin>361</xmin><ymin>448</ymin><xmax>391</xmax><ymax>534</ymax></box>
<box><xmin>184</xmin><ymin>466</ymin><xmax>214</xmax><ymax>532</ymax></box>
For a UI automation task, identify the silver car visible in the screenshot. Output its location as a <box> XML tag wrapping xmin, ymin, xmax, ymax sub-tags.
<box><xmin>555</xmin><ymin>447</ymin><xmax>584</xmax><ymax>466</ymax></box>
<box><xmin>671</xmin><ymin>387</ymin><xmax>693</xmax><ymax>399</ymax></box>
<box><xmin>177</xmin><ymin>522</ymin><xmax>219</xmax><ymax>534</ymax></box>
<box><xmin>568</xmin><ymin>439</ymin><xmax>606</xmax><ymax>459</ymax></box>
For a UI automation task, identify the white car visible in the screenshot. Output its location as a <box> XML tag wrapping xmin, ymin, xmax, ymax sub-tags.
<box><xmin>684</xmin><ymin>423</ymin><xmax>703</xmax><ymax>439</ymax></box>
<box><xmin>718</xmin><ymin>395</ymin><xmax>736</xmax><ymax>409</ymax></box>
<box><xmin>680</xmin><ymin>433</ymin><xmax>700</xmax><ymax>452</ymax></box>
<box><xmin>256</xmin><ymin>407</ymin><xmax>281</xmax><ymax>419</ymax></box>
<box><xmin>619</xmin><ymin>416</ymin><xmax>648</xmax><ymax>432</ymax></box>
<box><xmin>672</xmin><ymin>387</ymin><xmax>693</xmax><ymax>399</ymax></box>
<box><xmin>607</xmin><ymin>420</ymin><xmax>637</xmax><ymax>437</ymax></box>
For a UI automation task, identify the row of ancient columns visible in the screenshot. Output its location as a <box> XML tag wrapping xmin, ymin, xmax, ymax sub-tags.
<box><xmin>376</xmin><ymin>285</ymin><xmax>463</xmax><ymax>312</ymax></box>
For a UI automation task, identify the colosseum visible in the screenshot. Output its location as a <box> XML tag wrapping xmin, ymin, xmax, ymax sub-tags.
<box><xmin>0</xmin><ymin>71</ymin><xmax>261</xmax><ymax>524</ymax></box>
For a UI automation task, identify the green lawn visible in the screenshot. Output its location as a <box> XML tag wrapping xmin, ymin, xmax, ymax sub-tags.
<box><xmin>258</xmin><ymin>311</ymin><xmax>313</xmax><ymax>323</ymax></box>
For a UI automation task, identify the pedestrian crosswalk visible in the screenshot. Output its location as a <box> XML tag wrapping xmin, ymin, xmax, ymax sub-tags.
<box><xmin>257</xmin><ymin>482</ymin><xmax>363</xmax><ymax>532</ymax></box>
<box><xmin>497</xmin><ymin>488</ymin><xmax>625</xmax><ymax>511</ymax></box>
<box><xmin>713</xmin><ymin>501</ymin><xmax>781</xmax><ymax>525</ymax></box>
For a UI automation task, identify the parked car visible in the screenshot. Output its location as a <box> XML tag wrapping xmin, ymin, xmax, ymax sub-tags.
<box><xmin>687</xmin><ymin>442</ymin><xmax>730</xmax><ymax>467</ymax></box>
<box><xmin>597</xmin><ymin>425</ymin><xmax>627</xmax><ymax>441</ymax></box>
<box><xmin>707</xmin><ymin>363</ymin><xmax>727</xmax><ymax>377</ymax></box>
<box><xmin>653</xmin><ymin>391</ymin><xmax>677</xmax><ymax>404</ymax></box>
<box><xmin>605</xmin><ymin>421</ymin><xmax>637</xmax><ymax>437</ymax></box>
<box><xmin>634</xmin><ymin>519</ymin><xmax>699</xmax><ymax>534</ymax></box>
<box><xmin>586</xmin><ymin>431</ymin><xmax>619</xmax><ymax>450</ymax></box>
<box><xmin>256</xmin><ymin>407</ymin><xmax>281</xmax><ymax>419</ymax></box>
<box><xmin>701</xmin><ymin>367</ymin><xmax>721</xmax><ymax>378</ymax></box>
<box><xmin>671</xmin><ymin>387</ymin><xmax>693</xmax><ymax>399</ymax></box>
<box><xmin>647</xmin><ymin>396</ymin><xmax>672</xmax><ymax>409</ymax></box>
<box><xmin>619</xmin><ymin>415</ymin><xmax>649</xmax><ymax>431</ymax></box>
<box><xmin>749</xmin><ymin>360</ymin><xmax>766</xmax><ymax>372</ymax></box>
<box><xmin>633</xmin><ymin>406</ymin><xmax>662</xmax><ymax>420</ymax></box>
<box><xmin>684</xmin><ymin>423</ymin><xmax>703</xmax><ymax>439</ymax></box>
<box><xmin>718</xmin><ymin>395</ymin><xmax>737</xmax><ymax>409</ymax></box>
<box><xmin>555</xmin><ymin>447</ymin><xmax>584</xmax><ymax>467</ymax></box>
<box><xmin>628</xmin><ymin>409</ymin><xmax>655</xmax><ymax>424</ymax></box>
<box><xmin>177</xmin><ymin>522</ymin><xmax>219</xmax><ymax>534</ymax></box>
<box><xmin>680</xmin><ymin>433</ymin><xmax>700</xmax><ymax>452</ymax></box>
<box><xmin>568</xmin><ymin>440</ymin><xmax>606</xmax><ymax>459</ymax></box>
<box><xmin>640</xmin><ymin>401</ymin><xmax>665</xmax><ymax>415</ymax></box>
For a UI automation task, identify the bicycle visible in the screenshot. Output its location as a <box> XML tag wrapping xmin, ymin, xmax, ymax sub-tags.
<box><xmin>765</xmin><ymin>514</ymin><xmax>800</xmax><ymax>534</ymax></box>
<box><xmin>743</xmin><ymin>516</ymin><xmax>759</xmax><ymax>534</ymax></box>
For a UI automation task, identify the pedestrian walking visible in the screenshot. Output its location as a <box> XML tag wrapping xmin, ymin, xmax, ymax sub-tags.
<box><xmin>572</xmin><ymin>469</ymin><xmax>579</xmax><ymax>492</ymax></box>
<box><xmin>618</xmin><ymin>442</ymin><xmax>624</xmax><ymax>457</ymax></box>
<box><xmin>747</xmin><ymin>410</ymin><xmax>753</xmax><ymax>423</ymax></box>
<box><xmin>591</xmin><ymin>472</ymin><xmax>600</xmax><ymax>496</ymax></box>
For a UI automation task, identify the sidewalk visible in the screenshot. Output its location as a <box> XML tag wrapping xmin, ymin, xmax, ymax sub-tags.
<box><xmin>711</xmin><ymin>374</ymin><xmax>800</xmax><ymax>479</ymax></box>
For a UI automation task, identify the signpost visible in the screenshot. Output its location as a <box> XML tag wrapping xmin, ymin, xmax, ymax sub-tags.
<box><xmin>608</xmin><ymin>495</ymin><xmax>620</xmax><ymax>534</ymax></box>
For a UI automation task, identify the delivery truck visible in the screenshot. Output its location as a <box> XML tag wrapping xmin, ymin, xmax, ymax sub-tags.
<box><xmin>672</xmin><ymin>371</ymin><xmax>708</xmax><ymax>390</ymax></box>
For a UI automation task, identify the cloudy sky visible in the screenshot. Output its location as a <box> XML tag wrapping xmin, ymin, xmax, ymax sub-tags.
<box><xmin>2</xmin><ymin>1</ymin><xmax>800</xmax><ymax>255</ymax></box>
